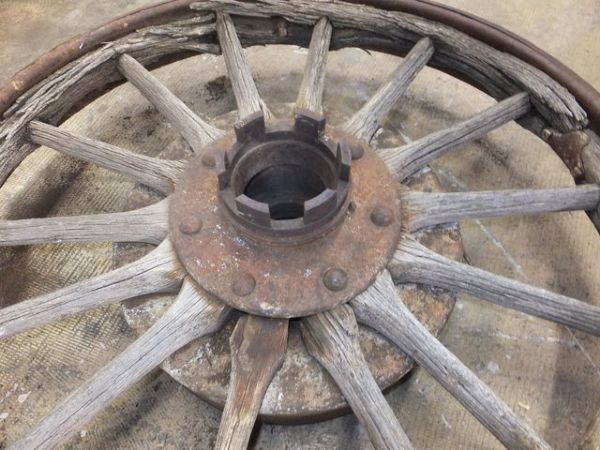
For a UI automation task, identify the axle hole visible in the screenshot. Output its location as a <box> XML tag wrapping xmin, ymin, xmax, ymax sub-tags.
<box><xmin>244</xmin><ymin>164</ymin><xmax>327</xmax><ymax>220</ymax></box>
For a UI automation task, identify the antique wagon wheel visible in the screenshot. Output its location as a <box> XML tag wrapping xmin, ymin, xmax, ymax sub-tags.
<box><xmin>1</xmin><ymin>1</ymin><xmax>600</xmax><ymax>449</ymax></box>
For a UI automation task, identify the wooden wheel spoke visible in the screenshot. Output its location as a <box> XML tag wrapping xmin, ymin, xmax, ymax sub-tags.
<box><xmin>380</xmin><ymin>92</ymin><xmax>530</xmax><ymax>180</ymax></box>
<box><xmin>391</xmin><ymin>238</ymin><xmax>600</xmax><ymax>336</ymax></box>
<box><xmin>352</xmin><ymin>270</ymin><xmax>551</xmax><ymax>450</ymax></box>
<box><xmin>403</xmin><ymin>184</ymin><xmax>600</xmax><ymax>231</ymax></box>
<box><xmin>344</xmin><ymin>37</ymin><xmax>434</xmax><ymax>142</ymax></box>
<box><xmin>117</xmin><ymin>54</ymin><xmax>223</xmax><ymax>153</ymax></box>
<box><xmin>0</xmin><ymin>239</ymin><xmax>184</xmax><ymax>340</ymax></box>
<box><xmin>13</xmin><ymin>279</ymin><xmax>231</xmax><ymax>450</ymax></box>
<box><xmin>296</xmin><ymin>17</ymin><xmax>333</xmax><ymax>114</ymax></box>
<box><xmin>29</xmin><ymin>121</ymin><xmax>184</xmax><ymax>194</ymax></box>
<box><xmin>216</xmin><ymin>13</ymin><xmax>273</xmax><ymax>120</ymax></box>
<box><xmin>216</xmin><ymin>316</ymin><xmax>288</xmax><ymax>450</ymax></box>
<box><xmin>301</xmin><ymin>305</ymin><xmax>413</xmax><ymax>450</ymax></box>
<box><xmin>0</xmin><ymin>198</ymin><xmax>168</xmax><ymax>246</ymax></box>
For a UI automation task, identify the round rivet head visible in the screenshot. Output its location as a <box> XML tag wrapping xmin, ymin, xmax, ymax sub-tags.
<box><xmin>323</xmin><ymin>268</ymin><xmax>348</xmax><ymax>292</ymax></box>
<box><xmin>232</xmin><ymin>272</ymin><xmax>256</xmax><ymax>297</ymax></box>
<box><xmin>370</xmin><ymin>205</ymin><xmax>394</xmax><ymax>227</ymax></box>
<box><xmin>179</xmin><ymin>216</ymin><xmax>203</xmax><ymax>234</ymax></box>
<box><xmin>201</xmin><ymin>152</ymin><xmax>216</xmax><ymax>168</ymax></box>
<box><xmin>351</xmin><ymin>144</ymin><xmax>364</xmax><ymax>160</ymax></box>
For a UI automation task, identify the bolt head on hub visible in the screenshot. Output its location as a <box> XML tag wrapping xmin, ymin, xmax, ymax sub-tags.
<box><xmin>179</xmin><ymin>215</ymin><xmax>203</xmax><ymax>234</ymax></box>
<box><xmin>370</xmin><ymin>205</ymin><xmax>394</xmax><ymax>227</ymax></box>
<box><xmin>232</xmin><ymin>272</ymin><xmax>256</xmax><ymax>297</ymax></box>
<box><xmin>323</xmin><ymin>268</ymin><xmax>348</xmax><ymax>291</ymax></box>
<box><xmin>201</xmin><ymin>152</ymin><xmax>216</xmax><ymax>168</ymax></box>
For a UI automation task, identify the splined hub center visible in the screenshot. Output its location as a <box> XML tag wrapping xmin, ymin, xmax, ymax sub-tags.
<box><xmin>216</xmin><ymin>110</ymin><xmax>351</xmax><ymax>244</ymax></box>
<box><xmin>169</xmin><ymin>110</ymin><xmax>402</xmax><ymax>318</ymax></box>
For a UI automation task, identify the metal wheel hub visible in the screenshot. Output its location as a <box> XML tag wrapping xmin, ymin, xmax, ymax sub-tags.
<box><xmin>119</xmin><ymin>105</ymin><xmax>462</xmax><ymax>423</ymax></box>
<box><xmin>170</xmin><ymin>110</ymin><xmax>401</xmax><ymax>318</ymax></box>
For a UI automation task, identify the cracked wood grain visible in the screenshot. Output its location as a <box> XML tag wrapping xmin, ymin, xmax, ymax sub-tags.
<box><xmin>296</xmin><ymin>17</ymin><xmax>332</xmax><ymax>114</ymax></box>
<box><xmin>215</xmin><ymin>315</ymin><xmax>288</xmax><ymax>450</ymax></box>
<box><xmin>2</xmin><ymin>3</ymin><xmax>588</xmax><ymax>186</ymax></box>
<box><xmin>390</xmin><ymin>238</ymin><xmax>600</xmax><ymax>336</ymax></box>
<box><xmin>118</xmin><ymin>53</ymin><xmax>224</xmax><ymax>153</ymax></box>
<box><xmin>403</xmin><ymin>184</ymin><xmax>600</xmax><ymax>231</ymax></box>
<box><xmin>0</xmin><ymin>198</ymin><xmax>168</xmax><ymax>246</ymax></box>
<box><xmin>216</xmin><ymin>13</ymin><xmax>273</xmax><ymax>120</ymax></box>
<box><xmin>0</xmin><ymin>239</ymin><xmax>184</xmax><ymax>340</ymax></box>
<box><xmin>192</xmin><ymin>0</ymin><xmax>586</xmax><ymax>133</ymax></box>
<box><xmin>380</xmin><ymin>92</ymin><xmax>530</xmax><ymax>181</ymax></box>
<box><xmin>10</xmin><ymin>278</ymin><xmax>231</xmax><ymax>450</ymax></box>
<box><xmin>0</xmin><ymin>17</ymin><xmax>219</xmax><ymax>185</ymax></box>
<box><xmin>344</xmin><ymin>37</ymin><xmax>434</xmax><ymax>142</ymax></box>
<box><xmin>29</xmin><ymin>121</ymin><xmax>184</xmax><ymax>194</ymax></box>
<box><xmin>352</xmin><ymin>270</ymin><xmax>551</xmax><ymax>450</ymax></box>
<box><xmin>301</xmin><ymin>305</ymin><xmax>413</xmax><ymax>450</ymax></box>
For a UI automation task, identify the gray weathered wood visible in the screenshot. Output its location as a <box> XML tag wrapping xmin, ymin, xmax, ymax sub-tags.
<box><xmin>117</xmin><ymin>53</ymin><xmax>223</xmax><ymax>153</ymax></box>
<box><xmin>216</xmin><ymin>13</ymin><xmax>273</xmax><ymax>120</ymax></box>
<box><xmin>192</xmin><ymin>0</ymin><xmax>586</xmax><ymax>134</ymax></box>
<box><xmin>380</xmin><ymin>92</ymin><xmax>530</xmax><ymax>181</ymax></box>
<box><xmin>403</xmin><ymin>184</ymin><xmax>600</xmax><ymax>231</ymax></box>
<box><xmin>28</xmin><ymin>121</ymin><xmax>184</xmax><ymax>194</ymax></box>
<box><xmin>2</xmin><ymin>4</ymin><xmax>587</xmax><ymax>187</ymax></box>
<box><xmin>344</xmin><ymin>37</ymin><xmax>434</xmax><ymax>142</ymax></box>
<box><xmin>0</xmin><ymin>198</ymin><xmax>168</xmax><ymax>246</ymax></box>
<box><xmin>296</xmin><ymin>17</ymin><xmax>332</xmax><ymax>114</ymax></box>
<box><xmin>0</xmin><ymin>239</ymin><xmax>184</xmax><ymax>340</ymax></box>
<box><xmin>301</xmin><ymin>305</ymin><xmax>413</xmax><ymax>450</ymax></box>
<box><xmin>390</xmin><ymin>238</ymin><xmax>600</xmax><ymax>336</ymax></box>
<box><xmin>352</xmin><ymin>270</ymin><xmax>551</xmax><ymax>450</ymax></box>
<box><xmin>216</xmin><ymin>316</ymin><xmax>288</xmax><ymax>450</ymax></box>
<box><xmin>11</xmin><ymin>278</ymin><xmax>231</xmax><ymax>450</ymax></box>
<box><xmin>0</xmin><ymin>18</ymin><xmax>219</xmax><ymax>185</ymax></box>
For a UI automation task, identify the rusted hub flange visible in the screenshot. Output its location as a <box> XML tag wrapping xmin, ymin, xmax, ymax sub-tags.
<box><xmin>120</xmin><ymin>149</ymin><xmax>461</xmax><ymax>423</ymax></box>
<box><xmin>118</xmin><ymin>104</ymin><xmax>463</xmax><ymax>422</ymax></box>
<box><xmin>169</xmin><ymin>114</ymin><xmax>401</xmax><ymax>318</ymax></box>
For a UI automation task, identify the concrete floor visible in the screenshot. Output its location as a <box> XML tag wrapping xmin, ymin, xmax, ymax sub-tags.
<box><xmin>0</xmin><ymin>1</ymin><xmax>599</xmax><ymax>450</ymax></box>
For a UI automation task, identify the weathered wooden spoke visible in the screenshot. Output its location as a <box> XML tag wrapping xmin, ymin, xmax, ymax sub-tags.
<box><xmin>403</xmin><ymin>184</ymin><xmax>600</xmax><ymax>231</ymax></box>
<box><xmin>301</xmin><ymin>305</ymin><xmax>413</xmax><ymax>450</ymax></box>
<box><xmin>0</xmin><ymin>198</ymin><xmax>168</xmax><ymax>246</ymax></box>
<box><xmin>344</xmin><ymin>37</ymin><xmax>434</xmax><ymax>142</ymax></box>
<box><xmin>216</xmin><ymin>13</ymin><xmax>273</xmax><ymax>120</ymax></box>
<box><xmin>0</xmin><ymin>239</ymin><xmax>184</xmax><ymax>340</ymax></box>
<box><xmin>215</xmin><ymin>316</ymin><xmax>288</xmax><ymax>450</ymax></box>
<box><xmin>380</xmin><ymin>92</ymin><xmax>530</xmax><ymax>180</ymax></box>
<box><xmin>352</xmin><ymin>270</ymin><xmax>551</xmax><ymax>450</ymax></box>
<box><xmin>117</xmin><ymin>54</ymin><xmax>224</xmax><ymax>153</ymax></box>
<box><xmin>295</xmin><ymin>17</ymin><xmax>333</xmax><ymax>114</ymax></box>
<box><xmin>391</xmin><ymin>238</ymin><xmax>600</xmax><ymax>336</ymax></box>
<box><xmin>29</xmin><ymin>121</ymin><xmax>184</xmax><ymax>194</ymax></box>
<box><xmin>12</xmin><ymin>279</ymin><xmax>231</xmax><ymax>450</ymax></box>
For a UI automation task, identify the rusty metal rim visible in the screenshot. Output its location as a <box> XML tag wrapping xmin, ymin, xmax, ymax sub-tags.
<box><xmin>1</xmin><ymin>0</ymin><xmax>599</xmax><ymax>134</ymax></box>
